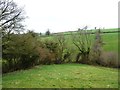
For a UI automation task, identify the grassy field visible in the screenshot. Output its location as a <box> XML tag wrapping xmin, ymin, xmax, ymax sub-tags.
<box><xmin>2</xmin><ymin>64</ymin><xmax>118</xmax><ymax>88</ymax></box>
<box><xmin>102</xmin><ymin>32</ymin><xmax>118</xmax><ymax>52</ymax></box>
<box><xmin>55</xmin><ymin>28</ymin><xmax>118</xmax><ymax>35</ymax></box>
<box><xmin>41</xmin><ymin>29</ymin><xmax>118</xmax><ymax>52</ymax></box>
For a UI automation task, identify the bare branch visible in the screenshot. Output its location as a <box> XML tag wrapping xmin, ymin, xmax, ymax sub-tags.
<box><xmin>0</xmin><ymin>0</ymin><xmax>25</xmax><ymax>37</ymax></box>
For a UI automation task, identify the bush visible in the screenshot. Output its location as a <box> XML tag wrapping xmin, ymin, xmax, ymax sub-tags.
<box><xmin>89</xmin><ymin>50</ymin><xmax>119</xmax><ymax>68</ymax></box>
<box><xmin>100</xmin><ymin>52</ymin><xmax>119</xmax><ymax>68</ymax></box>
<box><xmin>2</xmin><ymin>59</ymin><xmax>9</xmax><ymax>73</ymax></box>
<box><xmin>54</xmin><ymin>34</ymin><xmax>72</xmax><ymax>63</ymax></box>
<box><xmin>72</xmin><ymin>28</ymin><xmax>91</xmax><ymax>64</ymax></box>
<box><xmin>2</xmin><ymin>32</ymin><xmax>40</xmax><ymax>73</ymax></box>
<box><xmin>37</xmin><ymin>39</ymin><xmax>72</xmax><ymax>64</ymax></box>
<box><xmin>37</xmin><ymin>40</ymin><xmax>58</xmax><ymax>64</ymax></box>
<box><xmin>37</xmin><ymin>47</ymin><xmax>56</xmax><ymax>64</ymax></box>
<box><xmin>2</xmin><ymin>32</ymin><xmax>73</xmax><ymax>73</ymax></box>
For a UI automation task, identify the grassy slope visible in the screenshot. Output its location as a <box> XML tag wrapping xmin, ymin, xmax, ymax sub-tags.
<box><xmin>102</xmin><ymin>33</ymin><xmax>118</xmax><ymax>52</ymax></box>
<box><xmin>2</xmin><ymin>64</ymin><xmax>118</xmax><ymax>88</ymax></box>
<box><xmin>41</xmin><ymin>28</ymin><xmax>118</xmax><ymax>52</ymax></box>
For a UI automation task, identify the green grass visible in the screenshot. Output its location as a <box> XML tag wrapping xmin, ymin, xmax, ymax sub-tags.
<box><xmin>41</xmin><ymin>29</ymin><xmax>118</xmax><ymax>52</ymax></box>
<box><xmin>55</xmin><ymin>28</ymin><xmax>118</xmax><ymax>35</ymax></box>
<box><xmin>2</xmin><ymin>64</ymin><xmax>118</xmax><ymax>88</ymax></box>
<box><xmin>102</xmin><ymin>33</ymin><xmax>118</xmax><ymax>52</ymax></box>
<box><xmin>42</xmin><ymin>33</ymin><xmax>118</xmax><ymax>52</ymax></box>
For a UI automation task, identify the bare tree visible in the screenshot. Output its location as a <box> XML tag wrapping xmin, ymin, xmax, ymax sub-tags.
<box><xmin>0</xmin><ymin>0</ymin><xmax>25</xmax><ymax>38</ymax></box>
<box><xmin>72</xmin><ymin>27</ymin><xmax>92</xmax><ymax>63</ymax></box>
<box><xmin>1</xmin><ymin>0</ymin><xmax>26</xmax><ymax>68</ymax></box>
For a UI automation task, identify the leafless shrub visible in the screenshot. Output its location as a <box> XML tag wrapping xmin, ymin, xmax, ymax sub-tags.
<box><xmin>100</xmin><ymin>52</ymin><xmax>119</xmax><ymax>68</ymax></box>
<box><xmin>89</xmin><ymin>29</ymin><xmax>103</xmax><ymax>65</ymax></box>
<box><xmin>37</xmin><ymin>47</ymin><xmax>56</xmax><ymax>65</ymax></box>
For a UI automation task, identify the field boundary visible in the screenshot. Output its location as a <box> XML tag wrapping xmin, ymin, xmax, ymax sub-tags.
<box><xmin>40</xmin><ymin>30</ymin><xmax>119</xmax><ymax>37</ymax></box>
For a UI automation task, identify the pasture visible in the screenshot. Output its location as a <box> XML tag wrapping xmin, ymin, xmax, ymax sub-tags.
<box><xmin>2</xmin><ymin>64</ymin><xmax>118</xmax><ymax>88</ymax></box>
<box><xmin>41</xmin><ymin>28</ymin><xmax>118</xmax><ymax>52</ymax></box>
<box><xmin>2</xmin><ymin>28</ymin><xmax>119</xmax><ymax>88</ymax></box>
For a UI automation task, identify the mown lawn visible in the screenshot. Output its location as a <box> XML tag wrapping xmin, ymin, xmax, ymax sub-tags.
<box><xmin>2</xmin><ymin>64</ymin><xmax>118</xmax><ymax>88</ymax></box>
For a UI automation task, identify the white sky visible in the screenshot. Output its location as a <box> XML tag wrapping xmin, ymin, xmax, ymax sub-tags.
<box><xmin>14</xmin><ymin>0</ymin><xmax>119</xmax><ymax>33</ymax></box>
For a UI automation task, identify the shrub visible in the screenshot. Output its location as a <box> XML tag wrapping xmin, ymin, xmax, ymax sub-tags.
<box><xmin>2</xmin><ymin>32</ymin><xmax>40</xmax><ymax>73</ymax></box>
<box><xmin>89</xmin><ymin>29</ymin><xmax>104</xmax><ymax>65</ymax></box>
<box><xmin>2</xmin><ymin>59</ymin><xmax>9</xmax><ymax>73</ymax></box>
<box><xmin>63</xmin><ymin>48</ymin><xmax>72</xmax><ymax>63</ymax></box>
<box><xmin>37</xmin><ymin>40</ymin><xmax>58</xmax><ymax>64</ymax></box>
<box><xmin>72</xmin><ymin>28</ymin><xmax>91</xmax><ymax>64</ymax></box>
<box><xmin>38</xmin><ymin>38</ymin><xmax>72</xmax><ymax>64</ymax></box>
<box><xmin>37</xmin><ymin>47</ymin><xmax>56</xmax><ymax>64</ymax></box>
<box><xmin>54</xmin><ymin>33</ymin><xmax>72</xmax><ymax>63</ymax></box>
<box><xmin>100</xmin><ymin>52</ymin><xmax>119</xmax><ymax>68</ymax></box>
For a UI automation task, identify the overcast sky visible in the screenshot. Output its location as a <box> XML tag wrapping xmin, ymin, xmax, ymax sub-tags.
<box><xmin>14</xmin><ymin>0</ymin><xmax>119</xmax><ymax>33</ymax></box>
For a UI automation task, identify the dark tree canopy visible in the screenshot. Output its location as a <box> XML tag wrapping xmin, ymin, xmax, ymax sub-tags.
<box><xmin>45</xmin><ymin>29</ymin><xmax>50</xmax><ymax>35</ymax></box>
